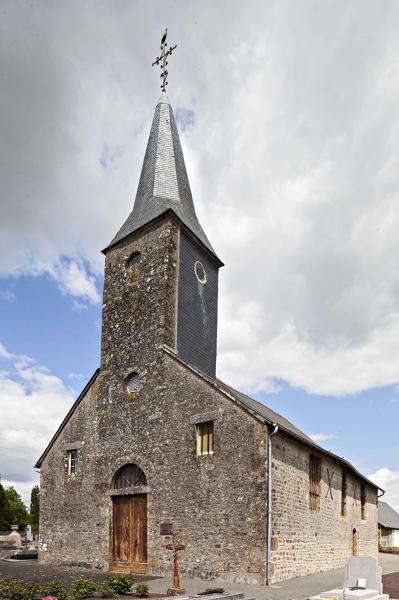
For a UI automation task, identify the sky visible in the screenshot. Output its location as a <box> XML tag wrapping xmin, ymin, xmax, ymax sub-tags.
<box><xmin>1</xmin><ymin>0</ymin><xmax>399</xmax><ymax>511</ymax></box>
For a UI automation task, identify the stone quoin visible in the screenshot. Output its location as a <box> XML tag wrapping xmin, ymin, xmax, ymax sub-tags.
<box><xmin>35</xmin><ymin>95</ymin><xmax>381</xmax><ymax>585</ymax></box>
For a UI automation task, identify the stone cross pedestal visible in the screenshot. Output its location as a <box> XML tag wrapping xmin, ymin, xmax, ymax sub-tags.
<box><xmin>165</xmin><ymin>533</ymin><xmax>186</xmax><ymax>596</ymax></box>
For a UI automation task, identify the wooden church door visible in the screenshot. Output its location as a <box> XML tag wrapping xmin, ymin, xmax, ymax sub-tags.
<box><xmin>112</xmin><ymin>495</ymin><xmax>147</xmax><ymax>573</ymax></box>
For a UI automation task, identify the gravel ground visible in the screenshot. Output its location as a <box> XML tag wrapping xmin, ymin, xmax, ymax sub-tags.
<box><xmin>0</xmin><ymin>560</ymin><xmax>156</xmax><ymax>588</ymax></box>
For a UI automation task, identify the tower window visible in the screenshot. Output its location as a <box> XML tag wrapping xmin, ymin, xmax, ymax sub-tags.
<box><xmin>194</xmin><ymin>261</ymin><xmax>207</xmax><ymax>284</ymax></box>
<box><xmin>126</xmin><ymin>372</ymin><xmax>141</xmax><ymax>393</ymax></box>
<box><xmin>361</xmin><ymin>484</ymin><xmax>366</xmax><ymax>519</ymax></box>
<box><xmin>127</xmin><ymin>251</ymin><xmax>141</xmax><ymax>269</ymax></box>
<box><xmin>68</xmin><ymin>449</ymin><xmax>78</xmax><ymax>475</ymax></box>
<box><xmin>309</xmin><ymin>454</ymin><xmax>321</xmax><ymax>511</ymax></box>
<box><xmin>196</xmin><ymin>421</ymin><xmax>214</xmax><ymax>455</ymax></box>
<box><xmin>341</xmin><ymin>470</ymin><xmax>347</xmax><ymax>516</ymax></box>
<box><xmin>127</xmin><ymin>251</ymin><xmax>141</xmax><ymax>287</ymax></box>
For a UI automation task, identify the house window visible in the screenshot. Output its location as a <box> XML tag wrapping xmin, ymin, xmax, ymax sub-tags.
<box><xmin>361</xmin><ymin>484</ymin><xmax>366</xmax><ymax>520</ymax></box>
<box><xmin>341</xmin><ymin>471</ymin><xmax>347</xmax><ymax>517</ymax></box>
<box><xmin>196</xmin><ymin>421</ymin><xmax>214</xmax><ymax>456</ymax></box>
<box><xmin>68</xmin><ymin>449</ymin><xmax>78</xmax><ymax>475</ymax></box>
<box><xmin>309</xmin><ymin>454</ymin><xmax>321</xmax><ymax>511</ymax></box>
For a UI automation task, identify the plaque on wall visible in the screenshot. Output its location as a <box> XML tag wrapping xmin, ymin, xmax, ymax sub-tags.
<box><xmin>160</xmin><ymin>522</ymin><xmax>174</xmax><ymax>536</ymax></box>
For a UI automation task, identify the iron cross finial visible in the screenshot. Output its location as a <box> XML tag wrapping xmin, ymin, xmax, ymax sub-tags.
<box><xmin>152</xmin><ymin>28</ymin><xmax>177</xmax><ymax>92</ymax></box>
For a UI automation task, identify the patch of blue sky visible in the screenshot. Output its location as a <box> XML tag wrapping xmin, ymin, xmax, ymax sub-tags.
<box><xmin>0</xmin><ymin>272</ymin><xmax>102</xmax><ymax>384</ymax></box>
<box><xmin>99</xmin><ymin>143</ymin><xmax>124</xmax><ymax>169</ymax></box>
<box><xmin>253</xmin><ymin>382</ymin><xmax>399</xmax><ymax>477</ymax></box>
<box><xmin>175</xmin><ymin>107</ymin><xmax>195</xmax><ymax>133</ymax></box>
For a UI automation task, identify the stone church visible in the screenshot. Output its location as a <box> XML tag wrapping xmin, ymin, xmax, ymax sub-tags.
<box><xmin>36</xmin><ymin>95</ymin><xmax>380</xmax><ymax>585</ymax></box>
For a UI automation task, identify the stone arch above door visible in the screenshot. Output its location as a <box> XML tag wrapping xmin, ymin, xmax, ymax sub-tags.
<box><xmin>113</xmin><ymin>464</ymin><xmax>146</xmax><ymax>489</ymax></box>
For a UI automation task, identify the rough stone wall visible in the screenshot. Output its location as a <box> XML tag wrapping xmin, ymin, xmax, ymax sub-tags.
<box><xmin>100</xmin><ymin>216</ymin><xmax>179</xmax><ymax>373</ymax></box>
<box><xmin>270</xmin><ymin>431</ymin><xmax>378</xmax><ymax>583</ymax></box>
<box><xmin>39</xmin><ymin>216</ymin><xmax>268</xmax><ymax>584</ymax></box>
<box><xmin>39</xmin><ymin>354</ymin><xmax>268</xmax><ymax>583</ymax></box>
<box><xmin>39</xmin><ymin>213</ymin><xmax>379</xmax><ymax>584</ymax></box>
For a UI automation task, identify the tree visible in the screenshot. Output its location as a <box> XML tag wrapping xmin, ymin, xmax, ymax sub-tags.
<box><xmin>30</xmin><ymin>485</ymin><xmax>40</xmax><ymax>533</ymax></box>
<box><xmin>4</xmin><ymin>486</ymin><xmax>30</xmax><ymax>529</ymax></box>
<box><xmin>0</xmin><ymin>482</ymin><xmax>13</xmax><ymax>530</ymax></box>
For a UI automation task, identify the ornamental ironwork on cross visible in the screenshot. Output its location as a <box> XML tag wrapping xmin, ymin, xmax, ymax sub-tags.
<box><xmin>152</xmin><ymin>28</ymin><xmax>177</xmax><ymax>92</ymax></box>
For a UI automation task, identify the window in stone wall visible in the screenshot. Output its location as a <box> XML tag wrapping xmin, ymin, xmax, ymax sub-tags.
<box><xmin>196</xmin><ymin>421</ymin><xmax>214</xmax><ymax>456</ymax></box>
<box><xmin>309</xmin><ymin>454</ymin><xmax>321</xmax><ymax>511</ymax></box>
<box><xmin>68</xmin><ymin>449</ymin><xmax>78</xmax><ymax>475</ymax></box>
<box><xmin>341</xmin><ymin>470</ymin><xmax>347</xmax><ymax>517</ymax></box>
<box><xmin>113</xmin><ymin>464</ymin><xmax>147</xmax><ymax>489</ymax></box>
<box><xmin>127</xmin><ymin>251</ymin><xmax>141</xmax><ymax>287</ymax></box>
<box><xmin>361</xmin><ymin>484</ymin><xmax>366</xmax><ymax>520</ymax></box>
<box><xmin>126</xmin><ymin>372</ymin><xmax>141</xmax><ymax>394</ymax></box>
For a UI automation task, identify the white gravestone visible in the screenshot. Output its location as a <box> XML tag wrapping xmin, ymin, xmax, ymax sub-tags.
<box><xmin>309</xmin><ymin>556</ymin><xmax>389</xmax><ymax>600</ymax></box>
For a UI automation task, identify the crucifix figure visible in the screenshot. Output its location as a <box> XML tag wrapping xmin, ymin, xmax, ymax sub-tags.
<box><xmin>152</xmin><ymin>28</ymin><xmax>177</xmax><ymax>92</ymax></box>
<box><xmin>165</xmin><ymin>532</ymin><xmax>185</xmax><ymax>596</ymax></box>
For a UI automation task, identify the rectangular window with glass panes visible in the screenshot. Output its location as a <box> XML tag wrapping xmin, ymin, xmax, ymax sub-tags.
<box><xmin>68</xmin><ymin>449</ymin><xmax>78</xmax><ymax>474</ymax></box>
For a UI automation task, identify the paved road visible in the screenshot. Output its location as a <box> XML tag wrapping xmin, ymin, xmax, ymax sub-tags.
<box><xmin>148</xmin><ymin>553</ymin><xmax>399</xmax><ymax>600</ymax></box>
<box><xmin>1</xmin><ymin>553</ymin><xmax>398</xmax><ymax>600</ymax></box>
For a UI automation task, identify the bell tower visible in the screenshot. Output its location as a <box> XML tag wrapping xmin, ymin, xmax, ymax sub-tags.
<box><xmin>101</xmin><ymin>95</ymin><xmax>222</xmax><ymax>379</ymax></box>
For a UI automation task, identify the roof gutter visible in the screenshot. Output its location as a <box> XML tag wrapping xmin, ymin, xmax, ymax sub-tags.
<box><xmin>266</xmin><ymin>423</ymin><xmax>279</xmax><ymax>586</ymax></box>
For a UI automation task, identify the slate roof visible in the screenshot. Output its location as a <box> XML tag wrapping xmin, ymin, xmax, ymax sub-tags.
<box><xmin>162</xmin><ymin>345</ymin><xmax>382</xmax><ymax>492</ymax></box>
<box><xmin>35</xmin><ymin>351</ymin><xmax>383</xmax><ymax>494</ymax></box>
<box><xmin>104</xmin><ymin>95</ymin><xmax>219</xmax><ymax>260</ymax></box>
<box><xmin>379</xmin><ymin>501</ymin><xmax>399</xmax><ymax>529</ymax></box>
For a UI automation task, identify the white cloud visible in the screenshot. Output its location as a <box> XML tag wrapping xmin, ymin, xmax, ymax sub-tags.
<box><xmin>0</xmin><ymin>343</ymin><xmax>75</xmax><ymax>503</ymax></box>
<box><xmin>50</xmin><ymin>260</ymin><xmax>100</xmax><ymax>305</ymax></box>
<box><xmin>0</xmin><ymin>342</ymin><xmax>12</xmax><ymax>359</ymax></box>
<box><xmin>1</xmin><ymin>2</ymin><xmax>399</xmax><ymax>394</ymax></box>
<box><xmin>369</xmin><ymin>468</ymin><xmax>399</xmax><ymax>512</ymax></box>
<box><xmin>309</xmin><ymin>433</ymin><xmax>337</xmax><ymax>443</ymax></box>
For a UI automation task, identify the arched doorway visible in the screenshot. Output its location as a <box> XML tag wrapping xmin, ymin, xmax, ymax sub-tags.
<box><xmin>111</xmin><ymin>464</ymin><xmax>147</xmax><ymax>574</ymax></box>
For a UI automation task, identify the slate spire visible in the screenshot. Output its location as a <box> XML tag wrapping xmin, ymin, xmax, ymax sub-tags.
<box><xmin>105</xmin><ymin>96</ymin><xmax>218</xmax><ymax>258</ymax></box>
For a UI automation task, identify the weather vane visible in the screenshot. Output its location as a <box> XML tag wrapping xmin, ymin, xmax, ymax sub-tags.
<box><xmin>152</xmin><ymin>28</ymin><xmax>177</xmax><ymax>92</ymax></box>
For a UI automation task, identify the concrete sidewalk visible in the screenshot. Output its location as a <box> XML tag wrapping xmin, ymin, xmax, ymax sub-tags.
<box><xmin>148</xmin><ymin>553</ymin><xmax>399</xmax><ymax>600</ymax></box>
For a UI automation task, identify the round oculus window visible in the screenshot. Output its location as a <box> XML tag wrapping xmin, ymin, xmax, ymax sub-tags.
<box><xmin>126</xmin><ymin>372</ymin><xmax>141</xmax><ymax>393</ymax></box>
<box><xmin>194</xmin><ymin>261</ymin><xmax>207</xmax><ymax>284</ymax></box>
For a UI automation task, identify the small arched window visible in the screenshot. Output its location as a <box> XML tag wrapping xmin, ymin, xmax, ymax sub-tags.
<box><xmin>126</xmin><ymin>372</ymin><xmax>141</xmax><ymax>393</ymax></box>
<box><xmin>113</xmin><ymin>464</ymin><xmax>147</xmax><ymax>490</ymax></box>
<box><xmin>127</xmin><ymin>251</ymin><xmax>141</xmax><ymax>287</ymax></box>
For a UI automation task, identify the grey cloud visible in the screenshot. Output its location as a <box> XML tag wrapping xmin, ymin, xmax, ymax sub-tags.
<box><xmin>1</xmin><ymin>1</ymin><xmax>399</xmax><ymax>394</ymax></box>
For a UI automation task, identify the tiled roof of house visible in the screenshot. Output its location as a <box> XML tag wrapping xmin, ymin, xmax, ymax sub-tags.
<box><xmin>379</xmin><ymin>501</ymin><xmax>399</xmax><ymax>529</ymax></box>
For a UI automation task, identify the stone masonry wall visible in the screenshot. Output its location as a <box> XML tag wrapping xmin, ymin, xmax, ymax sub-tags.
<box><xmin>39</xmin><ymin>214</ymin><xmax>379</xmax><ymax>585</ymax></box>
<box><xmin>39</xmin><ymin>216</ymin><xmax>269</xmax><ymax>584</ymax></box>
<box><xmin>39</xmin><ymin>352</ymin><xmax>268</xmax><ymax>583</ymax></box>
<box><xmin>270</xmin><ymin>431</ymin><xmax>378</xmax><ymax>583</ymax></box>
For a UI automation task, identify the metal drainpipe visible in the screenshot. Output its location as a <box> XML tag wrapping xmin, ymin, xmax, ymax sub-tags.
<box><xmin>266</xmin><ymin>423</ymin><xmax>279</xmax><ymax>586</ymax></box>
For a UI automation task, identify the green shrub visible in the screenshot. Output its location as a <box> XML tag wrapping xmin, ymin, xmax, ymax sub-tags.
<box><xmin>41</xmin><ymin>581</ymin><xmax>67</xmax><ymax>600</ymax></box>
<box><xmin>0</xmin><ymin>580</ymin><xmax>11</xmax><ymax>599</ymax></box>
<box><xmin>97</xmin><ymin>584</ymin><xmax>117</xmax><ymax>598</ymax></box>
<box><xmin>0</xmin><ymin>580</ymin><xmax>40</xmax><ymax>600</ymax></box>
<box><xmin>106</xmin><ymin>576</ymin><xmax>134</xmax><ymax>596</ymax></box>
<box><xmin>134</xmin><ymin>583</ymin><xmax>149</xmax><ymax>598</ymax></box>
<box><xmin>71</xmin><ymin>579</ymin><xmax>97</xmax><ymax>599</ymax></box>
